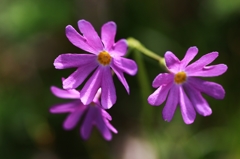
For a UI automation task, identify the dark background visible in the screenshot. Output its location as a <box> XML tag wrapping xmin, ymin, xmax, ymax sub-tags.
<box><xmin>0</xmin><ymin>0</ymin><xmax>240</xmax><ymax>158</ymax></box>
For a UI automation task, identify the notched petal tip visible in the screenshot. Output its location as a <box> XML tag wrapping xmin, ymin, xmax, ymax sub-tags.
<box><xmin>164</xmin><ymin>51</ymin><xmax>180</xmax><ymax>72</ymax></box>
<box><xmin>50</xmin><ymin>85</ymin><xmax>57</xmax><ymax>93</ymax></box>
<box><xmin>104</xmin><ymin>21</ymin><xmax>116</xmax><ymax>27</ymax></box>
<box><xmin>77</xmin><ymin>19</ymin><xmax>89</xmax><ymax>27</ymax></box>
<box><xmin>53</xmin><ymin>55</ymin><xmax>64</xmax><ymax>69</ymax></box>
<box><xmin>202</xmin><ymin>109</ymin><xmax>212</xmax><ymax>117</ymax></box>
<box><xmin>188</xmin><ymin>46</ymin><xmax>198</xmax><ymax>52</ymax></box>
<box><xmin>49</xmin><ymin>107</ymin><xmax>56</xmax><ymax>113</ymax></box>
<box><xmin>184</xmin><ymin>120</ymin><xmax>194</xmax><ymax>125</ymax></box>
<box><xmin>78</xmin><ymin>19</ymin><xmax>87</xmax><ymax>23</ymax></box>
<box><xmin>165</xmin><ymin>51</ymin><xmax>173</xmax><ymax>56</ymax></box>
<box><xmin>220</xmin><ymin>64</ymin><xmax>228</xmax><ymax>73</ymax></box>
<box><xmin>147</xmin><ymin>96</ymin><xmax>159</xmax><ymax>106</ymax></box>
<box><xmin>65</xmin><ymin>25</ymin><xmax>73</xmax><ymax>30</ymax></box>
<box><xmin>209</xmin><ymin>51</ymin><xmax>219</xmax><ymax>56</ymax></box>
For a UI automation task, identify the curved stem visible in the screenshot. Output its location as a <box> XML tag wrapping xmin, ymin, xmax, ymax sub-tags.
<box><xmin>127</xmin><ymin>37</ymin><xmax>166</xmax><ymax>69</ymax></box>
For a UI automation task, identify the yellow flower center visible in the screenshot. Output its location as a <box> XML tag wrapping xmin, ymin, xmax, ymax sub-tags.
<box><xmin>97</xmin><ymin>51</ymin><xmax>111</xmax><ymax>66</ymax></box>
<box><xmin>174</xmin><ymin>71</ymin><xmax>187</xmax><ymax>84</ymax></box>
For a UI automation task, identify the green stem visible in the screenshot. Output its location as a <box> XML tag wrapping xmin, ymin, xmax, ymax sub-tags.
<box><xmin>133</xmin><ymin>50</ymin><xmax>153</xmax><ymax>129</ymax></box>
<box><xmin>127</xmin><ymin>37</ymin><xmax>166</xmax><ymax>69</ymax></box>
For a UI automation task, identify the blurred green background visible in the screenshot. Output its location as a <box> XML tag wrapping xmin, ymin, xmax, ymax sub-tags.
<box><xmin>0</xmin><ymin>0</ymin><xmax>240</xmax><ymax>158</ymax></box>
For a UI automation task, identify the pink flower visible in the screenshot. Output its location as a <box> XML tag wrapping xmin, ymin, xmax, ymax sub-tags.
<box><xmin>50</xmin><ymin>86</ymin><xmax>117</xmax><ymax>141</ymax></box>
<box><xmin>148</xmin><ymin>46</ymin><xmax>227</xmax><ymax>124</ymax></box>
<box><xmin>54</xmin><ymin>19</ymin><xmax>137</xmax><ymax>109</ymax></box>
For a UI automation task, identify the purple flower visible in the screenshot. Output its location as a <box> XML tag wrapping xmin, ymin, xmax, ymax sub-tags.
<box><xmin>54</xmin><ymin>19</ymin><xmax>138</xmax><ymax>109</ymax></box>
<box><xmin>148</xmin><ymin>46</ymin><xmax>227</xmax><ymax>124</ymax></box>
<box><xmin>50</xmin><ymin>86</ymin><xmax>117</xmax><ymax>141</ymax></box>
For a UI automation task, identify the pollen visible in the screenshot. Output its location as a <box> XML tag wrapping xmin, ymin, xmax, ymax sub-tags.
<box><xmin>98</xmin><ymin>51</ymin><xmax>112</xmax><ymax>66</ymax></box>
<box><xmin>174</xmin><ymin>71</ymin><xmax>187</xmax><ymax>84</ymax></box>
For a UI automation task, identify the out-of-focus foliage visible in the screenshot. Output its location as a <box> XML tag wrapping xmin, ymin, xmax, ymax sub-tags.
<box><xmin>0</xmin><ymin>0</ymin><xmax>240</xmax><ymax>159</ymax></box>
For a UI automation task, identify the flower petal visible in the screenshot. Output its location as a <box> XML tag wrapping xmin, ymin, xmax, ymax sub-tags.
<box><xmin>80</xmin><ymin>67</ymin><xmax>102</xmax><ymax>105</ymax></box>
<box><xmin>111</xmin><ymin>63</ymin><xmax>129</xmax><ymax>93</ymax></box>
<box><xmin>101</xmin><ymin>67</ymin><xmax>116</xmax><ymax>109</ymax></box>
<box><xmin>112</xmin><ymin>57</ymin><xmax>138</xmax><ymax>75</ymax></box>
<box><xmin>101</xmin><ymin>109</ymin><xmax>112</xmax><ymax>121</ymax></box>
<box><xmin>62</xmin><ymin>62</ymin><xmax>98</xmax><ymax>89</ymax></box>
<box><xmin>187</xmin><ymin>64</ymin><xmax>227</xmax><ymax>77</ymax></box>
<box><xmin>54</xmin><ymin>54</ymin><xmax>96</xmax><ymax>69</ymax></box>
<box><xmin>65</xmin><ymin>25</ymin><xmax>96</xmax><ymax>53</ymax></box>
<box><xmin>93</xmin><ymin>88</ymin><xmax>102</xmax><ymax>103</ymax></box>
<box><xmin>187</xmin><ymin>77</ymin><xmax>225</xmax><ymax>99</ymax></box>
<box><xmin>164</xmin><ymin>51</ymin><xmax>180</xmax><ymax>73</ymax></box>
<box><xmin>104</xmin><ymin>119</ymin><xmax>118</xmax><ymax>134</ymax></box>
<box><xmin>184</xmin><ymin>84</ymin><xmax>212</xmax><ymax>116</ymax></box>
<box><xmin>80</xmin><ymin>107</ymin><xmax>95</xmax><ymax>140</ymax></box>
<box><xmin>152</xmin><ymin>73</ymin><xmax>174</xmax><ymax>88</ymax></box>
<box><xmin>95</xmin><ymin>107</ymin><xmax>112</xmax><ymax>141</ymax></box>
<box><xmin>78</xmin><ymin>20</ymin><xmax>103</xmax><ymax>52</ymax></box>
<box><xmin>179</xmin><ymin>86</ymin><xmax>196</xmax><ymax>124</ymax></box>
<box><xmin>162</xmin><ymin>84</ymin><xmax>179</xmax><ymax>122</ymax></box>
<box><xmin>109</xmin><ymin>39</ymin><xmax>127</xmax><ymax>57</ymax></box>
<box><xmin>185</xmin><ymin>52</ymin><xmax>219</xmax><ymax>71</ymax></box>
<box><xmin>63</xmin><ymin>105</ymin><xmax>87</xmax><ymax>130</ymax></box>
<box><xmin>101</xmin><ymin>21</ymin><xmax>116</xmax><ymax>51</ymax></box>
<box><xmin>148</xmin><ymin>82</ymin><xmax>173</xmax><ymax>106</ymax></box>
<box><xmin>50</xmin><ymin>86</ymin><xmax>79</xmax><ymax>99</ymax></box>
<box><xmin>49</xmin><ymin>100</ymin><xmax>81</xmax><ymax>113</ymax></box>
<box><xmin>180</xmin><ymin>46</ymin><xmax>198</xmax><ymax>69</ymax></box>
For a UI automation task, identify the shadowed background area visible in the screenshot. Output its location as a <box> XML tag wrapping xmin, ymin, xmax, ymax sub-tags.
<box><xmin>0</xmin><ymin>0</ymin><xmax>240</xmax><ymax>158</ymax></box>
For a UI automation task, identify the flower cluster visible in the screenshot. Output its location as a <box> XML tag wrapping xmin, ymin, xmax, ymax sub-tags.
<box><xmin>50</xmin><ymin>19</ymin><xmax>227</xmax><ymax>141</ymax></box>
<box><xmin>50</xmin><ymin>19</ymin><xmax>137</xmax><ymax>140</ymax></box>
<box><xmin>50</xmin><ymin>87</ymin><xmax>117</xmax><ymax>140</ymax></box>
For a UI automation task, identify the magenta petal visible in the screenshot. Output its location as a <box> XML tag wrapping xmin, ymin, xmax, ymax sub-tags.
<box><xmin>152</xmin><ymin>73</ymin><xmax>174</xmax><ymax>88</ymax></box>
<box><xmin>65</xmin><ymin>25</ymin><xmax>96</xmax><ymax>53</ymax></box>
<box><xmin>179</xmin><ymin>86</ymin><xmax>196</xmax><ymax>124</ymax></box>
<box><xmin>63</xmin><ymin>62</ymin><xmax>98</xmax><ymax>89</ymax></box>
<box><xmin>162</xmin><ymin>84</ymin><xmax>179</xmax><ymax>122</ymax></box>
<box><xmin>50</xmin><ymin>101</ymin><xmax>80</xmax><ymax>113</ymax></box>
<box><xmin>164</xmin><ymin>51</ymin><xmax>180</xmax><ymax>73</ymax></box>
<box><xmin>148</xmin><ymin>82</ymin><xmax>172</xmax><ymax>106</ymax></box>
<box><xmin>187</xmin><ymin>64</ymin><xmax>227</xmax><ymax>77</ymax></box>
<box><xmin>185</xmin><ymin>52</ymin><xmax>219</xmax><ymax>71</ymax></box>
<box><xmin>80</xmin><ymin>67</ymin><xmax>102</xmax><ymax>105</ymax></box>
<box><xmin>101</xmin><ymin>21</ymin><xmax>116</xmax><ymax>51</ymax></box>
<box><xmin>80</xmin><ymin>107</ymin><xmax>95</xmax><ymax>140</ymax></box>
<box><xmin>101</xmin><ymin>67</ymin><xmax>116</xmax><ymax>109</ymax></box>
<box><xmin>78</xmin><ymin>20</ymin><xmax>103</xmax><ymax>52</ymax></box>
<box><xmin>50</xmin><ymin>86</ymin><xmax>79</xmax><ymax>99</ymax></box>
<box><xmin>54</xmin><ymin>54</ymin><xmax>96</xmax><ymax>69</ymax></box>
<box><xmin>180</xmin><ymin>46</ymin><xmax>198</xmax><ymax>69</ymax></box>
<box><xmin>104</xmin><ymin>119</ymin><xmax>118</xmax><ymax>134</ymax></box>
<box><xmin>112</xmin><ymin>57</ymin><xmax>138</xmax><ymax>75</ymax></box>
<box><xmin>95</xmin><ymin>107</ymin><xmax>112</xmax><ymax>141</ymax></box>
<box><xmin>63</xmin><ymin>105</ymin><xmax>87</xmax><ymax>130</ymax></box>
<box><xmin>93</xmin><ymin>89</ymin><xmax>102</xmax><ymax>103</ymax></box>
<box><xmin>109</xmin><ymin>39</ymin><xmax>127</xmax><ymax>57</ymax></box>
<box><xmin>184</xmin><ymin>84</ymin><xmax>212</xmax><ymax>116</ymax></box>
<box><xmin>187</xmin><ymin>77</ymin><xmax>225</xmax><ymax>99</ymax></box>
<box><xmin>111</xmin><ymin>63</ymin><xmax>129</xmax><ymax>94</ymax></box>
<box><xmin>101</xmin><ymin>109</ymin><xmax>112</xmax><ymax>120</ymax></box>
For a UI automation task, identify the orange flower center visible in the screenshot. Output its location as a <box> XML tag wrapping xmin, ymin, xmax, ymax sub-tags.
<box><xmin>97</xmin><ymin>51</ymin><xmax>111</xmax><ymax>66</ymax></box>
<box><xmin>174</xmin><ymin>71</ymin><xmax>187</xmax><ymax>84</ymax></box>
